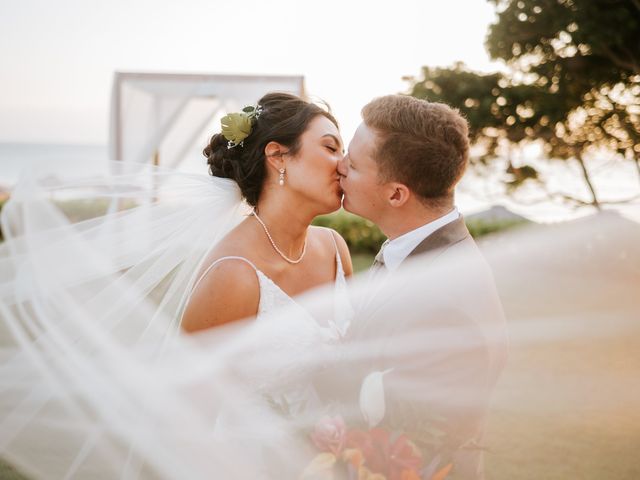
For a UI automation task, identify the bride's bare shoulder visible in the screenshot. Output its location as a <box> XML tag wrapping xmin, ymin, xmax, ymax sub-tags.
<box><xmin>181</xmin><ymin>255</ymin><xmax>260</xmax><ymax>333</ymax></box>
<box><xmin>182</xmin><ymin>224</ymin><xmax>261</xmax><ymax>333</ymax></box>
<box><xmin>309</xmin><ymin>226</ymin><xmax>353</xmax><ymax>276</ymax></box>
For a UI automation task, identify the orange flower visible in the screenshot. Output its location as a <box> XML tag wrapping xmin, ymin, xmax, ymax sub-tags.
<box><xmin>346</xmin><ymin>428</ymin><xmax>423</xmax><ymax>480</ymax></box>
<box><xmin>400</xmin><ymin>469</ymin><xmax>421</xmax><ymax>480</ymax></box>
<box><xmin>430</xmin><ymin>462</ymin><xmax>453</xmax><ymax>480</ymax></box>
<box><xmin>342</xmin><ymin>448</ymin><xmax>365</xmax><ymax>469</ymax></box>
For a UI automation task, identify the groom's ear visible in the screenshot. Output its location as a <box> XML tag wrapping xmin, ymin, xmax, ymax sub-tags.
<box><xmin>387</xmin><ymin>183</ymin><xmax>411</xmax><ymax>208</ymax></box>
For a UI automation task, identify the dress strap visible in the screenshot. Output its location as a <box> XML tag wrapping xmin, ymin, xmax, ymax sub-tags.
<box><xmin>327</xmin><ymin>229</ymin><xmax>345</xmax><ymax>279</ymax></box>
<box><xmin>188</xmin><ymin>256</ymin><xmax>259</xmax><ymax>300</ymax></box>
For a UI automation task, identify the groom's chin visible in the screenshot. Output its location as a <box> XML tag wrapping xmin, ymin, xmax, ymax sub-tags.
<box><xmin>341</xmin><ymin>196</ymin><xmax>354</xmax><ymax>214</ymax></box>
<box><xmin>341</xmin><ymin>198</ymin><xmax>366</xmax><ymax>220</ymax></box>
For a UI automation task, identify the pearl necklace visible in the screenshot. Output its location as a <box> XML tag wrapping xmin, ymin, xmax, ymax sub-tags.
<box><xmin>251</xmin><ymin>210</ymin><xmax>307</xmax><ymax>264</ymax></box>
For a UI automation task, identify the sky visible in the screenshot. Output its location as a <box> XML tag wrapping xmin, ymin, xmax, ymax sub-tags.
<box><xmin>0</xmin><ymin>0</ymin><xmax>499</xmax><ymax>145</ymax></box>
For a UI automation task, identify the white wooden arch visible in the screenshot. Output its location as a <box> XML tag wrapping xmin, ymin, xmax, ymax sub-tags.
<box><xmin>108</xmin><ymin>72</ymin><xmax>305</xmax><ymax>166</ymax></box>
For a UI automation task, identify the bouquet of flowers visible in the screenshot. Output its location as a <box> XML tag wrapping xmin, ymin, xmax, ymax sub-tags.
<box><xmin>301</xmin><ymin>370</ymin><xmax>453</xmax><ymax>480</ymax></box>
<box><xmin>302</xmin><ymin>415</ymin><xmax>452</xmax><ymax>480</ymax></box>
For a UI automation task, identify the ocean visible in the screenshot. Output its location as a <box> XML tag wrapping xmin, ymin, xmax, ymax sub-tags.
<box><xmin>0</xmin><ymin>143</ymin><xmax>108</xmax><ymax>189</ymax></box>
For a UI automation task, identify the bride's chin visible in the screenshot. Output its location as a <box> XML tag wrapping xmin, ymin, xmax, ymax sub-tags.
<box><xmin>330</xmin><ymin>193</ymin><xmax>343</xmax><ymax>211</ymax></box>
<box><xmin>316</xmin><ymin>197</ymin><xmax>342</xmax><ymax>216</ymax></box>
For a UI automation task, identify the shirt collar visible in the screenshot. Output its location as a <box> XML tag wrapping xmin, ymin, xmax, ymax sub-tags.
<box><xmin>382</xmin><ymin>208</ymin><xmax>460</xmax><ymax>271</ymax></box>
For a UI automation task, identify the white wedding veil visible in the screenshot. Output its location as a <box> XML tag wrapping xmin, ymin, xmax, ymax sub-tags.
<box><xmin>0</xmin><ymin>159</ymin><xmax>254</xmax><ymax>478</ymax></box>
<box><xmin>0</xmin><ymin>159</ymin><xmax>638</xmax><ymax>479</ymax></box>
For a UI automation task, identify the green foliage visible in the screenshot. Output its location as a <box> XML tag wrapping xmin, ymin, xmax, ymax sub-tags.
<box><xmin>487</xmin><ymin>0</ymin><xmax>640</xmax><ymax>83</ymax></box>
<box><xmin>485</xmin><ymin>0</ymin><xmax>640</xmax><ymax>170</ymax></box>
<box><xmin>351</xmin><ymin>253</ymin><xmax>375</xmax><ymax>273</ymax></box>
<box><xmin>220</xmin><ymin>105</ymin><xmax>261</xmax><ymax>147</ymax></box>
<box><xmin>313</xmin><ymin>209</ymin><xmax>387</xmax><ymax>255</ymax></box>
<box><xmin>220</xmin><ymin>112</ymin><xmax>253</xmax><ymax>146</ymax></box>
<box><xmin>406</xmin><ymin>0</ymin><xmax>640</xmax><ymax>210</ymax></box>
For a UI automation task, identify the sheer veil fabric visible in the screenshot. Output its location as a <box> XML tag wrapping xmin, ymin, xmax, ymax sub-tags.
<box><xmin>1</xmin><ymin>160</ymin><xmax>639</xmax><ymax>479</ymax></box>
<box><xmin>0</xmin><ymin>160</ymin><xmax>255</xmax><ymax>478</ymax></box>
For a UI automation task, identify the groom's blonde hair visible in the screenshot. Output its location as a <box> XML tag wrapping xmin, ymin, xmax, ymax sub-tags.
<box><xmin>362</xmin><ymin>95</ymin><xmax>469</xmax><ymax>207</ymax></box>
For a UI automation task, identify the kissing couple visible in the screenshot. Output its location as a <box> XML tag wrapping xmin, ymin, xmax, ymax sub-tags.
<box><xmin>0</xmin><ymin>92</ymin><xmax>507</xmax><ymax>480</ymax></box>
<box><xmin>180</xmin><ymin>92</ymin><xmax>508</xmax><ymax>479</ymax></box>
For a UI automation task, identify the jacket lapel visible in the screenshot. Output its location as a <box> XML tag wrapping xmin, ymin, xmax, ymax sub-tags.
<box><xmin>408</xmin><ymin>215</ymin><xmax>471</xmax><ymax>258</ymax></box>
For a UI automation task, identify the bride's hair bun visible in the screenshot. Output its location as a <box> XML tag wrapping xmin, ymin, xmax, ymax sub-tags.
<box><xmin>205</xmin><ymin>132</ymin><xmax>242</xmax><ymax>179</ymax></box>
<box><xmin>204</xmin><ymin>92</ymin><xmax>338</xmax><ymax>207</ymax></box>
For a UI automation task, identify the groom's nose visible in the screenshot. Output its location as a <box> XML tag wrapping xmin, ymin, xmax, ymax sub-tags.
<box><xmin>337</xmin><ymin>156</ymin><xmax>347</xmax><ymax>177</ymax></box>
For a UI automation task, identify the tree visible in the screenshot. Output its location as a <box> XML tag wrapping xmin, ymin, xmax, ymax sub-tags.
<box><xmin>407</xmin><ymin>0</ymin><xmax>640</xmax><ymax>210</ymax></box>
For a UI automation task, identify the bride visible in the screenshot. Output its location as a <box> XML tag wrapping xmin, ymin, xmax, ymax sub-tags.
<box><xmin>182</xmin><ymin>92</ymin><xmax>352</xmax><ymax>332</ymax></box>
<box><xmin>0</xmin><ymin>92</ymin><xmax>356</xmax><ymax>479</ymax></box>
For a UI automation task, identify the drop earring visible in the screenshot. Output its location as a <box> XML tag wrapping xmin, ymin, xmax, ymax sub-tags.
<box><xmin>278</xmin><ymin>168</ymin><xmax>285</xmax><ymax>186</ymax></box>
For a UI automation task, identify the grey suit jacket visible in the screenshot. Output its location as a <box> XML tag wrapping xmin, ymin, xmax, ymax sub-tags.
<box><xmin>348</xmin><ymin>216</ymin><xmax>508</xmax><ymax>479</ymax></box>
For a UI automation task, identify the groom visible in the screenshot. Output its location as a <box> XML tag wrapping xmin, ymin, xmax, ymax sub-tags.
<box><xmin>337</xmin><ymin>95</ymin><xmax>508</xmax><ymax>479</ymax></box>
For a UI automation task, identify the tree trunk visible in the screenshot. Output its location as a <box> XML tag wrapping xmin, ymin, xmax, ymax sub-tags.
<box><xmin>635</xmin><ymin>156</ymin><xmax>640</xmax><ymax>186</ymax></box>
<box><xmin>576</xmin><ymin>155</ymin><xmax>601</xmax><ymax>210</ymax></box>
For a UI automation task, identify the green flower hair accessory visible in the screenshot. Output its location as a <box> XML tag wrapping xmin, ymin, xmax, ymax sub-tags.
<box><xmin>220</xmin><ymin>104</ymin><xmax>263</xmax><ymax>148</ymax></box>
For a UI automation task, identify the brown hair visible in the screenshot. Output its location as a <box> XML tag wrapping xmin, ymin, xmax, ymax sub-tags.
<box><xmin>362</xmin><ymin>95</ymin><xmax>469</xmax><ymax>207</ymax></box>
<box><xmin>205</xmin><ymin>92</ymin><xmax>338</xmax><ymax>206</ymax></box>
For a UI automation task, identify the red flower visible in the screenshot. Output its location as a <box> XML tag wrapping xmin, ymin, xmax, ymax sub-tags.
<box><xmin>345</xmin><ymin>428</ymin><xmax>423</xmax><ymax>480</ymax></box>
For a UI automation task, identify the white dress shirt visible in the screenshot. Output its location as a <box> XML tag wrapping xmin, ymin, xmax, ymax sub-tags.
<box><xmin>381</xmin><ymin>208</ymin><xmax>460</xmax><ymax>272</ymax></box>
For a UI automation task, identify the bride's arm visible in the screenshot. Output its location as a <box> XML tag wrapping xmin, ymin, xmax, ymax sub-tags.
<box><xmin>181</xmin><ymin>261</ymin><xmax>260</xmax><ymax>333</ymax></box>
